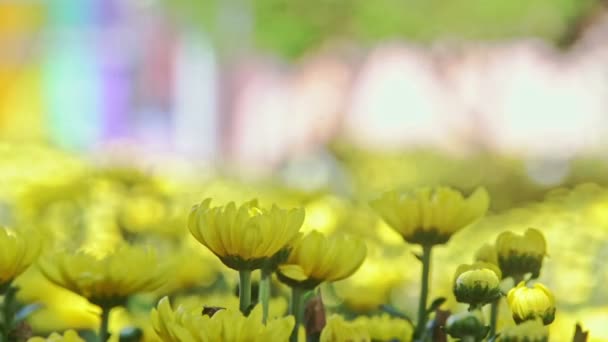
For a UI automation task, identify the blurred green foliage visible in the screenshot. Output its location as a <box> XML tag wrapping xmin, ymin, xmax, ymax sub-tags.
<box><xmin>164</xmin><ymin>0</ymin><xmax>596</xmax><ymax>58</ymax></box>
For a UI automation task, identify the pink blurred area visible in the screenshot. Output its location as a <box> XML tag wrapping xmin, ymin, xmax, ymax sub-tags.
<box><xmin>1</xmin><ymin>1</ymin><xmax>608</xmax><ymax>172</ymax></box>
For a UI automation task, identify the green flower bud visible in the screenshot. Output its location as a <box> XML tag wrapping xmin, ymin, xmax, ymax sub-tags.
<box><xmin>445</xmin><ymin>311</ymin><xmax>489</xmax><ymax>341</ymax></box>
<box><xmin>453</xmin><ymin>262</ymin><xmax>502</xmax><ymax>308</ymax></box>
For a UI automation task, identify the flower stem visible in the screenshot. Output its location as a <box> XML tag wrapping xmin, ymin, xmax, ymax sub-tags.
<box><xmin>99</xmin><ymin>305</ymin><xmax>111</xmax><ymax>342</ymax></box>
<box><xmin>289</xmin><ymin>286</ymin><xmax>305</xmax><ymax>342</ymax></box>
<box><xmin>259</xmin><ymin>269</ymin><xmax>271</xmax><ymax>323</ymax></box>
<box><xmin>489</xmin><ymin>299</ymin><xmax>499</xmax><ymax>338</ymax></box>
<box><xmin>0</xmin><ymin>286</ymin><xmax>17</xmax><ymax>342</ymax></box>
<box><xmin>239</xmin><ymin>270</ymin><xmax>252</xmax><ymax>315</ymax></box>
<box><xmin>415</xmin><ymin>245</ymin><xmax>433</xmax><ymax>341</ymax></box>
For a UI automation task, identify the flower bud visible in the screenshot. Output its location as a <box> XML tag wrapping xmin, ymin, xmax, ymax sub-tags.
<box><xmin>507</xmin><ymin>282</ymin><xmax>556</xmax><ymax>325</ymax></box>
<box><xmin>453</xmin><ymin>262</ymin><xmax>502</xmax><ymax>307</ymax></box>
<box><xmin>474</xmin><ymin>243</ymin><xmax>498</xmax><ymax>266</ymax></box>
<box><xmin>495</xmin><ymin>228</ymin><xmax>546</xmax><ymax>279</ymax></box>
<box><xmin>445</xmin><ymin>311</ymin><xmax>489</xmax><ymax>341</ymax></box>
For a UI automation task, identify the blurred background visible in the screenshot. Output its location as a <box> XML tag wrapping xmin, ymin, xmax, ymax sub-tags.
<box><xmin>1</xmin><ymin>0</ymin><xmax>608</xmax><ymax>340</ymax></box>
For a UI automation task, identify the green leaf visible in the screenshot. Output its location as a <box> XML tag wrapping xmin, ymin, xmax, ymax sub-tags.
<box><xmin>379</xmin><ymin>304</ymin><xmax>413</xmax><ymax>323</ymax></box>
<box><xmin>426</xmin><ymin>297</ymin><xmax>446</xmax><ymax>314</ymax></box>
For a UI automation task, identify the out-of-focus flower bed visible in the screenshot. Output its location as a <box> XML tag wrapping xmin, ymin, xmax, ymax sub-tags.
<box><xmin>0</xmin><ymin>143</ymin><xmax>607</xmax><ymax>341</ymax></box>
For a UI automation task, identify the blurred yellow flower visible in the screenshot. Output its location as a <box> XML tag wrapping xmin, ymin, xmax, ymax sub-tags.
<box><xmin>28</xmin><ymin>330</ymin><xmax>84</xmax><ymax>342</ymax></box>
<box><xmin>353</xmin><ymin>314</ymin><xmax>412</xmax><ymax>342</ymax></box>
<box><xmin>37</xmin><ymin>245</ymin><xmax>167</xmax><ymax>307</ymax></box>
<box><xmin>453</xmin><ymin>262</ymin><xmax>502</xmax><ymax>307</ymax></box>
<box><xmin>156</xmin><ymin>247</ymin><xmax>221</xmax><ymax>295</ymax></box>
<box><xmin>371</xmin><ymin>186</ymin><xmax>489</xmax><ymax>246</ymax></box>
<box><xmin>507</xmin><ymin>282</ymin><xmax>555</xmax><ymax>325</ymax></box>
<box><xmin>474</xmin><ymin>243</ymin><xmax>498</xmax><ymax>266</ymax></box>
<box><xmin>151</xmin><ymin>297</ymin><xmax>294</xmax><ymax>342</ymax></box>
<box><xmin>188</xmin><ymin>199</ymin><xmax>304</xmax><ymax>270</ymax></box>
<box><xmin>118</xmin><ymin>193</ymin><xmax>167</xmax><ymax>233</ymax></box>
<box><xmin>16</xmin><ymin>269</ymin><xmax>99</xmax><ymax>332</ymax></box>
<box><xmin>0</xmin><ymin>227</ymin><xmax>41</xmax><ymax>288</ymax></box>
<box><xmin>332</xmin><ymin>257</ymin><xmax>404</xmax><ymax>312</ymax></box>
<box><xmin>277</xmin><ymin>231</ymin><xmax>366</xmax><ymax>289</ymax></box>
<box><xmin>495</xmin><ymin>228</ymin><xmax>546</xmax><ymax>279</ymax></box>
<box><xmin>320</xmin><ymin>315</ymin><xmax>370</xmax><ymax>342</ymax></box>
<box><xmin>497</xmin><ymin>320</ymin><xmax>548</xmax><ymax>342</ymax></box>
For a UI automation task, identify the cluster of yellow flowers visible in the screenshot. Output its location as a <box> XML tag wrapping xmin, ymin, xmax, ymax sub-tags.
<box><xmin>0</xmin><ymin>145</ymin><xmax>604</xmax><ymax>341</ymax></box>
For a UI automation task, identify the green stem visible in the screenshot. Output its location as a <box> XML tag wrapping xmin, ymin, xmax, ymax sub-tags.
<box><xmin>259</xmin><ymin>269</ymin><xmax>271</xmax><ymax>324</ymax></box>
<box><xmin>289</xmin><ymin>286</ymin><xmax>305</xmax><ymax>342</ymax></box>
<box><xmin>99</xmin><ymin>305</ymin><xmax>111</xmax><ymax>342</ymax></box>
<box><xmin>415</xmin><ymin>245</ymin><xmax>433</xmax><ymax>341</ymax></box>
<box><xmin>489</xmin><ymin>299</ymin><xmax>499</xmax><ymax>338</ymax></box>
<box><xmin>239</xmin><ymin>270</ymin><xmax>252</xmax><ymax>315</ymax></box>
<box><xmin>0</xmin><ymin>286</ymin><xmax>16</xmax><ymax>342</ymax></box>
<box><xmin>461</xmin><ymin>336</ymin><xmax>476</xmax><ymax>342</ymax></box>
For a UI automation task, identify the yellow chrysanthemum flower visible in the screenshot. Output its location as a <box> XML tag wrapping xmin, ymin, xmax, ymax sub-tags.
<box><xmin>371</xmin><ymin>186</ymin><xmax>489</xmax><ymax>246</ymax></box>
<box><xmin>151</xmin><ymin>297</ymin><xmax>294</xmax><ymax>342</ymax></box>
<box><xmin>37</xmin><ymin>245</ymin><xmax>167</xmax><ymax>307</ymax></box>
<box><xmin>118</xmin><ymin>193</ymin><xmax>167</xmax><ymax>234</ymax></box>
<box><xmin>28</xmin><ymin>330</ymin><xmax>85</xmax><ymax>342</ymax></box>
<box><xmin>496</xmin><ymin>228</ymin><xmax>547</xmax><ymax>279</ymax></box>
<box><xmin>320</xmin><ymin>315</ymin><xmax>370</xmax><ymax>342</ymax></box>
<box><xmin>453</xmin><ymin>262</ymin><xmax>502</xmax><ymax>307</ymax></box>
<box><xmin>0</xmin><ymin>227</ymin><xmax>41</xmax><ymax>289</ymax></box>
<box><xmin>277</xmin><ymin>231</ymin><xmax>366</xmax><ymax>289</ymax></box>
<box><xmin>174</xmin><ymin>294</ymin><xmax>288</xmax><ymax>320</ymax></box>
<box><xmin>332</xmin><ymin>257</ymin><xmax>404</xmax><ymax>312</ymax></box>
<box><xmin>15</xmin><ymin>269</ymin><xmax>100</xmax><ymax>332</ymax></box>
<box><xmin>155</xmin><ymin>247</ymin><xmax>221</xmax><ymax>295</ymax></box>
<box><xmin>188</xmin><ymin>199</ymin><xmax>304</xmax><ymax>270</ymax></box>
<box><xmin>507</xmin><ymin>282</ymin><xmax>556</xmax><ymax>325</ymax></box>
<box><xmin>353</xmin><ymin>314</ymin><xmax>413</xmax><ymax>342</ymax></box>
<box><xmin>497</xmin><ymin>320</ymin><xmax>549</xmax><ymax>342</ymax></box>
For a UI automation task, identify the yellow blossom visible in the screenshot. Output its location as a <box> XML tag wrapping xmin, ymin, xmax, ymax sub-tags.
<box><xmin>320</xmin><ymin>315</ymin><xmax>370</xmax><ymax>342</ymax></box>
<box><xmin>277</xmin><ymin>231</ymin><xmax>366</xmax><ymax>289</ymax></box>
<box><xmin>353</xmin><ymin>314</ymin><xmax>412</xmax><ymax>342</ymax></box>
<box><xmin>507</xmin><ymin>282</ymin><xmax>556</xmax><ymax>325</ymax></box>
<box><xmin>155</xmin><ymin>247</ymin><xmax>221</xmax><ymax>295</ymax></box>
<box><xmin>497</xmin><ymin>320</ymin><xmax>548</xmax><ymax>342</ymax></box>
<box><xmin>151</xmin><ymin>297</ymin><xmax>294</xmax><ymax>342</ymax></box>
<box><xmin>174</xmin><ymin>294</ymin><xmax>288</xmax><ymax>320</ymax></box>
<box><xmin>37</xmin><ymin>245</ymin><xmax>167</xmax><ymax>307</ymax></box>
<box><xmin>0</xmin><ymin>226</ymin><xmax>41</xmax><ymax>288</ymax></box>
<box><xmin>27</xmin><ymin>330</ymin><xmax>85</xmax><ymax>342</ymax></box>
<box><xmin>332</xmin><ymin>257</ymin><xmax>404</xmax><ymax>312</ymax></box>
<box><xmin>188</xmin><ymin>199</ymin><xmax>304</xmax><ymax>270</ymax></box>
<box><xmin>371</xmin><ymin>186</ymin><xmax>489</xmax><ymax>246</ymax></box>
<box><xmin>495</xmin><ymin>228</ymin><xmax>546</xmax><ymax>279</ymax></box>
<box><xmin>453</xmin><ymin>262</ymin><xmax>502</xmax><ymax>307</ymax></box>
